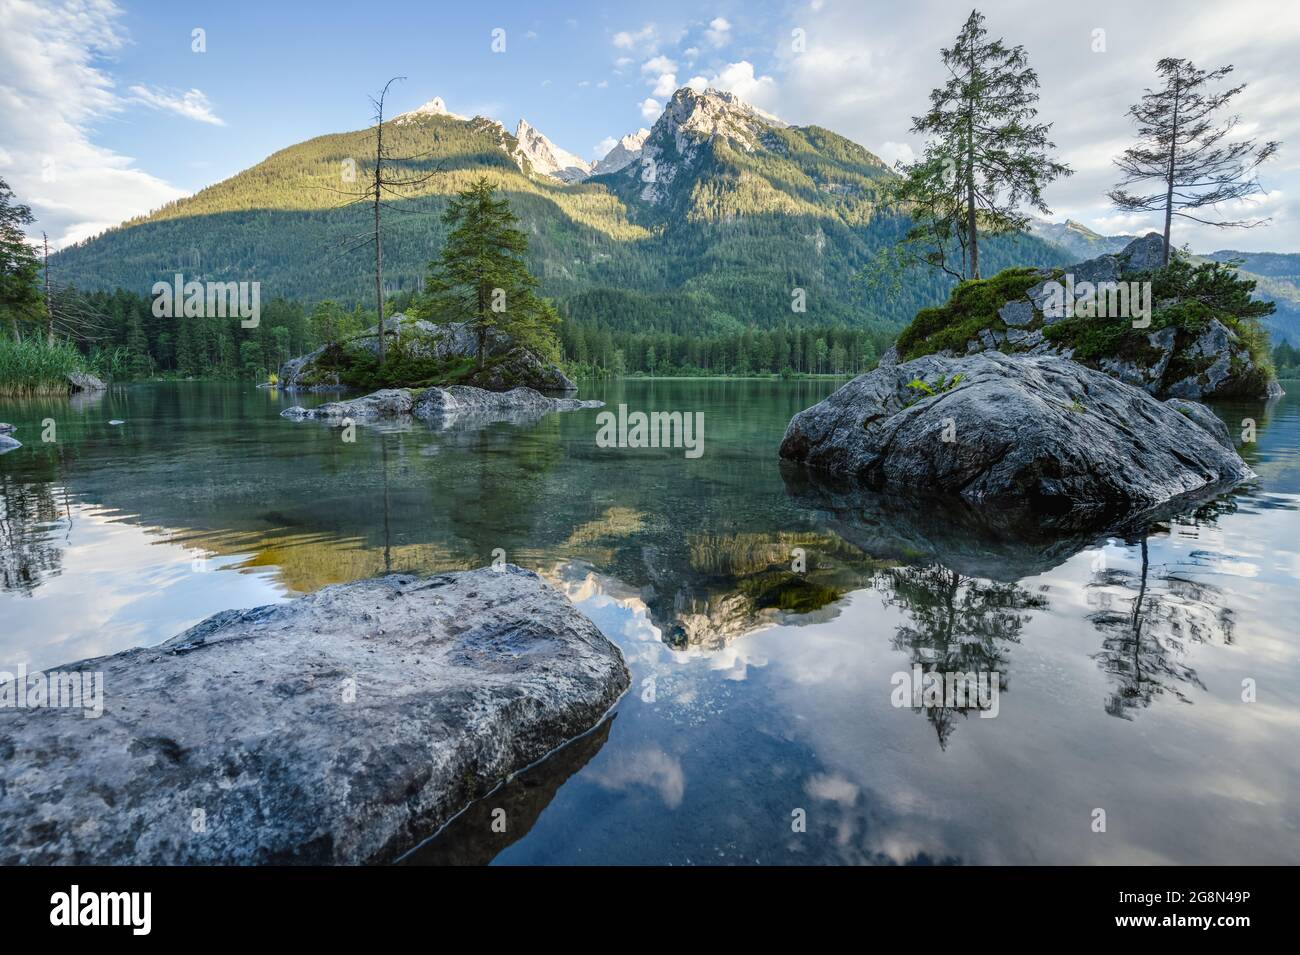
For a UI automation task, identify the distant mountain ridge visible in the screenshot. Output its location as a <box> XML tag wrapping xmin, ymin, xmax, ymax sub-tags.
<box><xmin>50</xmin><ymin>87</ymin><xmax>1069</xmax><ymax>339</ymax></box>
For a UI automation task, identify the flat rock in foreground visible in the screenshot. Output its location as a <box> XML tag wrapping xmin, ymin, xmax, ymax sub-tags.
<box><xmin>779</xmin><ymin>352</ymin><xmax>1253</xmax><ymax>529</ymax></box>
<box><xmin>0</xmin><ymin>566</ymin><xmax>629</xmax><ymax>864</ymax></box>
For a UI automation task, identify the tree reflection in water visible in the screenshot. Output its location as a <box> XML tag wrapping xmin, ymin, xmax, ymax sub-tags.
<box><xmin>877</xmin><ymin>563</ymin><xmax>1048</xmax><ymax>749</ymax></box>
<box><xmin>0</xmin><ymin>476</ymin><xmax>69</xmax><ymax>595</ymax></box>
<box><xmin>1088</xmin><ymin>527</ymin><xmax>1235</xmax><ymax>720</ymax></box>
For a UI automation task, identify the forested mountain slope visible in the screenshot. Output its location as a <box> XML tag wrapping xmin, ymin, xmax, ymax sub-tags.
<box><xmin>52</xmin><ymin>88</ymin><xmax>1069</xmax><ymax>345</ymax></box>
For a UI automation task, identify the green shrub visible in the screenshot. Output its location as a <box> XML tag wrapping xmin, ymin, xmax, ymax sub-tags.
<box><xmin>896</xmin><ymin>267</ymin><xmax>1047</xmax><ymax>359</ymax></box>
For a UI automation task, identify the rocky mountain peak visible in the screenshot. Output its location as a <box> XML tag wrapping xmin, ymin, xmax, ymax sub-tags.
<box><xmin>513</xmin><ymin>119</ymin><xmax>593</xmax><ymax>182</ymax></box>
<box><xmin>393</xmin><ymin>96</ymin><xmax>467</xmax><ymax>124</ymax></box>
<box><xmin>591</xmin><ymin>128</ymin><xmax>650</xmax><ymax>176</ymax></box>
<box><xmin>658</xmin><ymin>86</ymin><xmax>785</xmax><ymax>150</ymax></box>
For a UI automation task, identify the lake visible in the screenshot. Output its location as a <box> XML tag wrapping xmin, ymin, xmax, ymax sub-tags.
<box><xmin>1</xmin><ymin>379</ymin><xmax>1297</xmax><ymax>865</ymax></box>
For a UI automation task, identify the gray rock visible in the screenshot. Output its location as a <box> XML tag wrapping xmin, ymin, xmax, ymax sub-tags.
<box><xmin>1164</xmin><ymin>319</ymin><xmax>1241</xmax><ymax>400</ymax></box>
<box><xmin>0</xmin><ymin>422</ymin><xmax>14</xmax><ymax>434</ymax></box>
<box><xmin>66</xmin><ymin>371</ymin><xmax>106</xmax><ymax>393</ymax></box>
<box><xmin>0</xmin><ymin>435</ymin><xmax>20</xmax><ymax>454</ymax></box>
<box><xmin>998</xmin><ymin>299</ymin><xmax>1035</xmax><ymax>328</ymax></box>
<box><xmin>877</xmin><ymin>345</ymin><xmax>899</xmax><ymax>368</ymax></box>
<box><xmin>1118</xmin><ymin>232</ymin><xmax>1167</xmax><ymax>271</ymax></box>
<box><xmin>1070</xmin><ymin>253</ymin><xmax>1121</xmax><ymax>290</ymax></box>
<box><xmin>0</xmin><ymin>566</ymin><xmax>629</xmax><ymax>864</ymax></box>
<box><xmin>1164</xmin><ymin>398</ymin><xmax>1234</xmax><ymax>451</ymax></box>
<box><xmin>306</xmin><ymin>388</ymin><xmax>414</xmax><ymax>420</ymax></box>
<box><xmin>778</xmin><ymin>352</ymin><xmax>1253</xmax><ymax>529</ymax></box>
<box><xmin>282</xmin><ymin>385</ymin><xmax>602</xmax><ymax>427</ymax></box>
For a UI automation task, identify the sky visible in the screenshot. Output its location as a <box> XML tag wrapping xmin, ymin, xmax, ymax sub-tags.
<box><xmin>3</xmin><ymin>0</ymin><xmax>1300</xmax><ymax>252</ymax></box>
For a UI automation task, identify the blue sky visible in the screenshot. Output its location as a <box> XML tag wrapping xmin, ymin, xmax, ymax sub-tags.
<box><xmin>4</xmin><ymin>0</ymin><xmax>1299</xmax><ymax>253</ymax></box>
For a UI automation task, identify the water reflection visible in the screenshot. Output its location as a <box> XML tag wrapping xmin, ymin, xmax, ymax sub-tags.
<box><xmin>877</xmin><ymin>564</ymin><xmax>1047</xmax><ymax>748</ymax></box>
<box><xmin>1</xmin><ymin>380</ymin><xmax>1299</xmax><ymax>863</ymax></box>
<box><xmin>0</xmin><ymin>477</ymin><xmax>69</xmax><ymax>595</ymax></box>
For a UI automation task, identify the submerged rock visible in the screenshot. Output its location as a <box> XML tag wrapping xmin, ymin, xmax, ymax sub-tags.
<box><xmin>0</xmin><ymin>435</ymin><xmax>20</xmax><ymax>454</ymax></box>
<box><xmin>0</xmin><ymin>423</ymin><xmax>14</xmax><ymax>434</ymax></box>
<box><xmin>282</xmin><ymin>384</ymin><xmax>601</xmax><ymax>426</ymax></box>
<box><xmin>0</xmin><ymin>566</ymin><xmax>629</xmax><ymax>864</ymax></box>
<box><xmin>779</xmin><ymin>352</ymin><xmax>1253</xmax><ymax>530</ymax></box>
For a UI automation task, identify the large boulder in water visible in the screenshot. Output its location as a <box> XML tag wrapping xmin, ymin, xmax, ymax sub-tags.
<box><xmin>279</xmin><ymin>314</ymin><xmax>576</xmax><ymax>393</ymax></box>
<box><xmin>0</xmin><ymin>566</ymin><xmax>629</xmax><ymax>864</ymax></box>
<box><xmin>778</xmin><ymin>352</ymin><xmax>1253</xmax><ymax>530</ymax></box>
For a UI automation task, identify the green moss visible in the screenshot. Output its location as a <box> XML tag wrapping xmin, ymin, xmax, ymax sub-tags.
<box><xmin>896</xmin><ymin>267</ymin><xmax>1047</xmax><ymax>360</ymax></box>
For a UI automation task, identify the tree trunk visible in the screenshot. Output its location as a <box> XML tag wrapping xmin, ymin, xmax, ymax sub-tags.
<box><xmin>43</xmin><ymin>232</ymin><xmax>54</xmax><ymax>345</ymax></box>
<box><xmin>1162</xmin><ymin>80</ymin><xmax>1180</xmax><ymax>268</ymax></box>
<box><xmin>374</xmin><ymin>110</ymin><xmax>386</xmax><ymax>367</ymax></box>
<box><xmin>966</xmin><ymin>45</ymin><xmax>979</xmax><ymax>280</ymax></box>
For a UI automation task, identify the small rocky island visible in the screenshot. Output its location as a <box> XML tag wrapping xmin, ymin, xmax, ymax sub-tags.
<box><xmin>893</xmin><ymin>234</ymin><xmax>1283</xmax><ymax>401</ymax></box>
<box><xmin>0</xmin><ymin>566</ymin><xmax>629</xmax><ymax>864</ymax></box>
<box><xmin>279</xmin><ymin>314</ymin><xmax>577</xmax><ymax>393</ymax></box>
<box><xmin>781</xmin><ymin>235</ymin><xmax>1266</xmax><ymax>529</ymax></box>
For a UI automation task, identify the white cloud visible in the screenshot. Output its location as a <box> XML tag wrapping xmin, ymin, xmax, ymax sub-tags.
<box><xmin>641</xmin><ymin>55</ymin><xmax>677</xmax><ymax>75</ymax></box>
<box><xmin>639</xmin><ymin>97</ymin><xmax>662</xmax><ymax>121</ymax></box>
<box><xmin>651</xmin><ymin>73</ymin><xmax>678</xmax><ymax>97</ymax></box>
<box><xmin>128</xmin><ymin>85</ymin><xmax>225</xmax><ymax>126</ymax></box>
<box><xmin>594</xmin><ymin>135</ymin><xmax>618</xmax><ymax>159</ymax></box>
<box><xmin>686</xmin><ymin>75</ymin><xmax>709</xmax><ymax>92</ymax></box>
<box><xmin>706</xmin><ymin>61</ymin><xmax>779</xmax><ymax>110</ymax></box>
<box><xmin>0</xmin><ymin>0</ymin><xmax>187</xmax><ymax>248</ymax></box>
<box><xmin>705</xmin><ymin>17</ymin><xmax>731</xmax><ymax>48</ymax></box>
<box><xmin>613</xmin><ymin>23</ymin><xmax>656</xmax><ymax>51</ymax></box>
<box><xmin>876</xmin><ymin>141</ymin><xmax>915</xmax><ymax>167</ymax></box>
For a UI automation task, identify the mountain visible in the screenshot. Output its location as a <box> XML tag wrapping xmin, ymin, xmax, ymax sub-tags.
<box><xmin>1028</xmin><ymin>218</ymin><xmax>1134</xmax><ymax>259</ymax></box>
<box><xmin>512</xmin><ymin>119</ymin><xmax>592</xmax><ymax>182</ymax></box>
<box><xmin>49</xmin><ymin>87</ymin><xmax>1068</xmax><ymax>340</ymax></box>
<box><xmin>590</xmin><ymin>129</ymin><xmax>648</xmax><ymax>176</ymax></box>
<box><xmin>393</xmin><ymin>96</ymin><xmax>467</xmax><ymax>123</ymax></box>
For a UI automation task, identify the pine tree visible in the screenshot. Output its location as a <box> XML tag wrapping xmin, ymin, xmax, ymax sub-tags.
<box><xmin>885</xmin><ymin>9</ymin><xmax>1070</xmax><ymax>280</ymax></box>
<box><xmin>423</xmin><ymin>176</ymin><xmax>559</xmax><ymax>368</ymax></box>
<box><xmin>1110</xmin><ymin>58</ymin><xmax>1281</xmax><ymax>267</ymax></box>
<box><xmin>0</xmin><ymin>176</ymin><xmax>45</xmax><ymax>340</ymax></box>
<box><xmin>125</xmin><ymin>310</ymin><xmax>151</xmax><ymax>378</ymax></box>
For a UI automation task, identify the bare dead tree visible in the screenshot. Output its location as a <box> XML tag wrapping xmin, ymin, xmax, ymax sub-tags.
<box><xmin>329</xmin><ymin>77</ymin><xmax>441</xmax><ymax>366</ymax></box>
<box><xmin>1110</xmin><ymin>58</ymin><xmax>1281</xmax><ymax>266</ymax></box>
